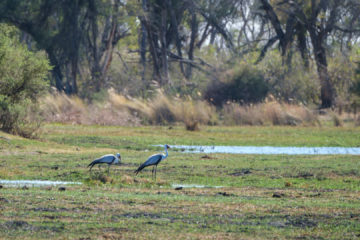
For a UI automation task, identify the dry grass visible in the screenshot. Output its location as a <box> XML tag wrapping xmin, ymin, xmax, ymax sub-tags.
<box><xmin>223</xmin><ymin>103</ymin><xmax>264</xmax><ymax>125</ymax></box>
<box><xmin>40</xmin><ymin>89</ymin><xmax>217</xmax><ymax>129</ymax></box>
<box><xmin>108</xmin><ymin>89</ymin><xmax>217</xmax><ymax>129</ymax></box>
<box><xmin>356</xmin><ymin>115</ymin><xmax>360</xmax><ymax>126</ymax></box>
<box><xmin>223</xmin><ymin>100</ymin><xmax>319</xmax><ymax>126</ymax></box>
<box><xmin>41</xmin><ymin>90</ymin><xmax>324</xmax><ymax>128</ymax></box>
<box><xmin>40</xmin><ymin>91</ymin><xmax>139</xmax><ymax>126</ymax></box>
<box><xmin>332</xmin><ymin>113</ymin><xmax>344</xmax><ymax>127</ymax></box>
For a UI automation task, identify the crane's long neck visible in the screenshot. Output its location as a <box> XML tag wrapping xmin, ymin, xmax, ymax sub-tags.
<box><xmin>163</xmin><ymin>146</ymin><xmax>169</xmax><ymax>159</ymax></box>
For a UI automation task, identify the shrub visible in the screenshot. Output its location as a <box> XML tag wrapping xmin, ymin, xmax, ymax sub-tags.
<box><xmin>204</xmin><ymin>64</ymin><xmax>268</xmax><ymax>106</ymax></box>
<box><xmin>352</xmin><ymin>61</ymin><xmax>360</xmax><ymax>97</ymax></box>
<box><xmin>259</xmin><ymin>51</ymin><xmax>319</xmax><ymax>104</ymax></box>
<box><xmin>0</xmin><ymin>24</ymin><xmax>51</xmax><ymax>137</ymax></box>
<box><xmin>329</xmin><ymin>49</ymin><xmax>357</xmax><ymax>102</ymax></box>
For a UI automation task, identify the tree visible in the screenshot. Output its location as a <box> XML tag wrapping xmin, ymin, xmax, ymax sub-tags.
<box><xmin>0</xmin><ymin>24</ymin><xmax>50</xmax><ymax>137</ymax></box>
<box><xmin>0</xmin><ymin>0</ymin><xmax>129</xmax><ymax>95</ymax></box>
<box><xmin>257</xmin><ymin>0</ymin><xmax>360</xmax><ymax>108</ymax></box>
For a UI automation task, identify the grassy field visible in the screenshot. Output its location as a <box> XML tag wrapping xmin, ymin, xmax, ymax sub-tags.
<box><xmin>0</xmin><ymin>124</ymin><xmax>359</xmax><ymax>239</ymax></box>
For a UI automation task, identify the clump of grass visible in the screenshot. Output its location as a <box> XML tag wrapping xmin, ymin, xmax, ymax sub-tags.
<box><xmin>121</xmin><ymin>175</ymin><xmax>135</xmax><ymax>184</ymax></box>
<box><xmin>223</xmin><ymin>103</ymin><xmax>263</xmax><ymax>125</ymax></box>
<box><xmin>263</xmin><ymin>102</ymin><xmax>283</xmax><ymax>125</ymax></box>
<box><xmin>174</xmin><ymin>98</ymin><xmax>217</xmax><ymax>130</ymax></box>
<box><xmin>40</xmin><ymin>92</ymin><xmax>86</xmax><ymax>124</ymax></box>
<box><xmin>332</xmin><ymin>113</ymin><xmax>343</xmax><ymax>127</ymax></box>
<box><xmin>109</xmin><ymin>89</ymin><xmax>217</xmax><ymax>129</ymax></box>
<box><xmin>40</xmin><ymin>91</ymin><xmax>139</xmax><ymax>126</ymax></box>
<box><xmin>282</xmin><ymin>103</ymin><xmax>319</xmax><ymax>126</ymax></box>
<box><xmin>264</xmin><ymin>102</ymin><xmax>306</xmax><ymax>126</ymax></box>
<box><xmin>223</xmin><ymin>100</ymin><xmax>318</xmax><ymax>126</ymax></box>
<box><xmin>356</xmin><ymin>115</ymin><xmax>360</xmax><ymax>126</ymax></box>
<box><xmin>84</xmin><ymin>173</ymin><xmax>114</xmax><ymax>185</ymax></box>
<box><xmin>185</xmin><ymin>121</ymin><xmax>199</xmax><ymax>131</ymax></box>
<box><xmin>98</xmin><ymin>174</ymin><xmax>113</xmax><ymax>184</ymax></box>
<box><xmin>149</xmin><ymin>92</ymin><xmax>177</xmax><ymax>124</ymax></box>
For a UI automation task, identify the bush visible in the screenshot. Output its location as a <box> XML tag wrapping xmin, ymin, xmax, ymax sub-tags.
<box><xmin>204</xmin><ymin>64</ymin><xmax>268</xmax><ymax>106</ymax></box>
<box><xmin>352</xmin><ymin>61</ymin><xmax>360</xmax><ymax>97</ymax></box>
<box><xmin>0</xmin><ymin>24</ymin><xmax>51</xmax><ymax>137</ymax></box>
<box><xmin>259</xmin><ymin>51</ymin><xmax>319</xmax><ymax>104</ymax></box>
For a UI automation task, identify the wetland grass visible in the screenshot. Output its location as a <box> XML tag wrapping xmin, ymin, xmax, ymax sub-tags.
<box><xmin>0</xmin><ymin>124</ymin><xmax>359</xmax><ymax>239</ymax></box>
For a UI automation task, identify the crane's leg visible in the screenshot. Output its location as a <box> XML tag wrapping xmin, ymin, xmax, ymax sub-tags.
<box><xmin>152</xmin><ymin>166</ymin><xmax>155</xmax><ymax>179</ymax></box>
<box><xmin>107</xmin><ymin>164</ymin><xmax>110</xmax><ymax>174</ymax></box>
<box><xmin>154</xmin><ymin>165</ymin><xmax>157</xmax><ymax>181</ymax></box>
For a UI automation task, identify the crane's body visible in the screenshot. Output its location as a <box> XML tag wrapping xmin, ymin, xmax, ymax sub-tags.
<box><xmin>135</xmin><ymin>145</ymin><xmax>170</xmax><ymax>180</ymax></box>
<box><xmin>88</xmin><ymin>153</ymin><xmax>121</xmax><ymax>173</ymax></box>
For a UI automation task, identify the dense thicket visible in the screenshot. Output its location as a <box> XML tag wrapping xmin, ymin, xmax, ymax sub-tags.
<box><xmin>0</xmin><ymin>0</ymin><xmax>360</xmax><ymax>108</ymax></box>
<box><xmin>0</xmin><ymin>24</ymin><xmax>50</xmax><ymax>137</ymax></box>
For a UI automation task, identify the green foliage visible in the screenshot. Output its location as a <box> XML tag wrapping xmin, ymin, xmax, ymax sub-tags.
<box><xmin>259</xmin><ymin>50</ymin><xmax>319</xmax><ymax>104</ymax></box>
<box><xmin>0</xmin><ymin>23</ymin><xmax>51</xmax><ymax>137</ymax></box>
<box><xmin>204</xmin><ymin>63</ymin><xmax>268</xmax><ymax>106</ymax></box>
<box><xmin>352</xmin><ymin>61</ymin><xmax>360</xmax><ymax>96</ymax></box>
<box><xmin>328</xmin><ymin>48</ymin><xmax>357</xmax><ymax>103</ymax></box>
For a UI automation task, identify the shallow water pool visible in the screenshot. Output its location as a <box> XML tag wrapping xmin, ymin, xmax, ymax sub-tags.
<box><xmin>170</xmin><ymin>145</ymin><xmax>360</xmax><ymax>155</ymax></box>
<box><xmin>0</xmin><ymin>179</ymin><xmax>82</xmax><ymax>187</ymax></box>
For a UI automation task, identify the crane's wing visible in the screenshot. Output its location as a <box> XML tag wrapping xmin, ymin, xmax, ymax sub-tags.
<box><xmin>88</xmin><ymin>154</ymin><xmax>115</xmax><ymax>167</ymax></box>
<box><xmin>134</xmin><ymin>154</ymin><xmax>162</xmax><ymax>174</ymax></box>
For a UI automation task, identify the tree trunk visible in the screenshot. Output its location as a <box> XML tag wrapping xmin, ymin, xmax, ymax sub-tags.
<box><xmin>47</xmin><ymin>51</ymin><xmax>64</xmax><ymax>92</ymax></box>
<box><xmin>316</xmin><ymin>53</ymin><xmax>333</xmax><ymax>108</ymax></box>
<box><xmin>143</xmin><ymin>18</ymin><xmax>161</xmax><ymax>81</ymax></box>
<box><xmin>310</xmin><ymin>34</ymin><xmax>334</xmax><ymax>108</ymax></box>
<box><xmin>71</xmin><ymin>57</ymin><xmax>78</xmax><ymax>94</ymax></box>
<box><xmin>160</xmin><ymin>7</ymin><xmax>169</xmax><ymax>85</ymax></box>
<box><xmin>140</xmin><ymin>0</ymin><xmax>148</xmax><ymax>83</ymax></box>
<box><xmin>167</xmin><ymin>0</ymin><xmax>185</xmax><ymax>76</ymax></box>
<box><xmin>186</xmin><ymin>9</ymin><xmax>197</xmax><ymax>79</ymax></box>
<box><xmin>88</xmin><ymin>0</ymin><xmax>102</xmax><ymax>92</ymax></box>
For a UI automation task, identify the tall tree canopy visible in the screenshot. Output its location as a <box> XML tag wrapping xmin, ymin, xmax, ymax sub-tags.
<box><xmin>0</xmin><ymin>0</ymin><xmax>129</xmax><ymax>94</ymax></box>
<box><xmin>1</xmin><ymin>0</ymin><xmax>360</xmax><ymax>107</ymax></box>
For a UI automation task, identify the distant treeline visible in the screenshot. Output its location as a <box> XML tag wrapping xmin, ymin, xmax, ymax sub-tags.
<box><xmin>1</xmin><ymin>0</ymin><xmax>360</xmax><ymax>108</ymax></box>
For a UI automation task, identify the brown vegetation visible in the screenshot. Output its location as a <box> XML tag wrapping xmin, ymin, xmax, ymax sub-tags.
<box><xmin>223</xmin><ymin>100</ymin><xmax>319</xmax><ymax>126</ymax></box>
<box><xmin>41</xmin><ymin>89</ymin><xmax>217</xmax><ymax>129</ymax></box>
<box><xmin>40</xmin><ymin>91</ymin><xmax>140</xmax><ymax>126</ymax></box>
<box><xmin>40</xmin><ymin>89</ymin><xmax>360</xmax><ymax>128</ymax></box>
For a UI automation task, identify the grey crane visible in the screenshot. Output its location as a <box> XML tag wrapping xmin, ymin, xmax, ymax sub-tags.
<box><xmin>88</xmin><ymin>153</ymin><xmax>121</xmax><ymax>173</ymax></box>
<box><xmin>134</xmin><ymin>144</ymin><xmax>170</xmax><ymax>180</ymax></box>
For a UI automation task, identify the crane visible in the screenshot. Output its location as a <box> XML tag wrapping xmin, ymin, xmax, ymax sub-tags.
<box><xmin>134</xmin><ymin>144</ymin><xmax>170</xmax><ymax>180</ymax></box>
<box><xmin>88</xmin><ymin>153</ymin><xmax>121</xmax><ymax>173</ymax></box>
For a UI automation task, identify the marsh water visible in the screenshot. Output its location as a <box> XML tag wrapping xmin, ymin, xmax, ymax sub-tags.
<box><xmin>2</xmin><ymin>145</ymin><xmax>359</xmax><ymax>188</ymax></box>
<box><xmin>0</xmin><ymin>179</ymin><xmax>82</xmax><ymax>187</ymax></box>
<box><xmin>171</xmin><ymin>145</ymin><xmax>360</xmax><ymax>155</ymax></box>
<box><xmin>171</xmin><ymin>184</ymin><xmax>224</xmax><ymax>189</ymax></box>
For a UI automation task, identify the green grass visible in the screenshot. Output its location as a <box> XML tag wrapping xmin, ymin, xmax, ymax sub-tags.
<box><xmin>0</xmin><ymin>124</ymin><xmax>359</xmax><ymax>239</ymax></box>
